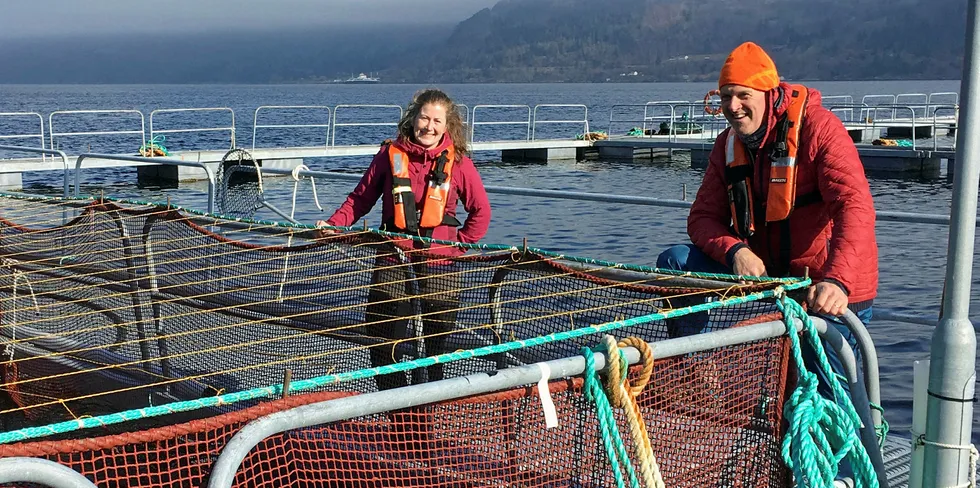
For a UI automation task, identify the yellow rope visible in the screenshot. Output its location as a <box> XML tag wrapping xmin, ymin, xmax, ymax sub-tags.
<box><xmin>0</xmin><ymin>276</ymin><xmax>753</xmax><ymax>415</ymax></box>
<box><xmin>602</xmin><ymin>335</ymin><xmax>665</xmax><ymax>488</ymax></box>
<box><xmin>0</xmin><ymin>199</ymin><xmax>767</xmax><ymax>417</ymax></box>
<box><xmin>1</xmin><ymin>269</ymin><xmax>668</xmax><ymax>389</ymax></box>
<box><xmin>0</xmin><ymin>273</ymin><xmax>723</xmax><ymax>414</ymax></box>
<box><xmin>0</xmin><ymin>253</ymin><xmax>654</xmax><ymax>362</ymax></box>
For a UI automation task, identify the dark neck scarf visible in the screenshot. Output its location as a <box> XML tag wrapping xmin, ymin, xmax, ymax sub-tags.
<box><xmin>739</xmin><ymin>86</ymin><xmax>784</xmax><ymax>150</ymax></box>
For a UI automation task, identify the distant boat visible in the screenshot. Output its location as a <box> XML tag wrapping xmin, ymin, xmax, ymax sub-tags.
<box><xmin>342</xmin><ymin>73</ymin><xmax>381</xmax><ymax>84</ymax></box>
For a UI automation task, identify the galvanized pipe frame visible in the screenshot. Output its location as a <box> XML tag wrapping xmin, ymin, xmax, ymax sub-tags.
<box><xmin>0</xmin><ymin>458</ymin><xmax>97</xmax><ymax>488</ymax></box>
<box><xmin>47</xmin><ymin>109</ymin><xmax>146</xmax><ymax>154</ymax></box>
<box><xmin>149</xmin><ymin>107</ymin><xmax>237</xmax><ymax>150</ymax></box>
<box><xmin>329</xmin><ymin>104</ymin><xmax>403</xmax><ymax>147</ymax></box>
<box><xmin>923</xmin><ymin>0</ymin><xmax>980</xmax><ymax>482</ymax></box>
<box><xmin>72</xmin><ymin>153</ymin><xmax>216</xmax><ymax>214</ymax></box>
<box><xmin>607</xmin><ymin>102</ymin><xmax>726</xmax><ymax>141</ymax></box>
<box><xmin>470</xmin><ymin>104</ymin><xmax>533</xmax><ymax>142</ymax></box>
<box><xmin>0</xmin><ymin>112</ymin><xmax>46</xmax><ymax>150</ymax></box>
<box><xmin>205</xmin><ymin>314</ymin><xmax>884</xmax><ymax>488</ymax></box>
<box><xmin>251</xmin><ymin>105</ymin><xmax>333</xmax><ymax>152</ymax></box>
<box><xmin>0</xmin><ymin>145</ymin><xmax>71</xmax><ymax>198</ymax></box>
<box><xmin>824</xmin><ymin>103</ymin><xmax>955</xmax><ymax>152</ymax></box>
<box><xmin>530</xmin><ymin>104</ymin><xmax>590</xmax><ymax>141</ymax></box>
<box><xmin>639</xmin><ymin>100</ymin><xmax>726</xmax><ymax>142</ymax></box>
<box><xmin>259</xmin><ymin>165</ymin><xmax>972</xmax><ymax>329</ymax></box>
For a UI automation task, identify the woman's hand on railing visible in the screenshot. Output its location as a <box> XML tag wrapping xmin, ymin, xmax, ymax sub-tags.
<box><xmin>315</xmin><ymin>220</ymin><xmax>340</xmax><ymax>237</ymax></box>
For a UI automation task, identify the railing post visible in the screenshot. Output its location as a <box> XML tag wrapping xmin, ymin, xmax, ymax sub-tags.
<box><xmin>922</xmin><ymin>0</ymin><xmax>980</xmax><ymax>484</ymax></box>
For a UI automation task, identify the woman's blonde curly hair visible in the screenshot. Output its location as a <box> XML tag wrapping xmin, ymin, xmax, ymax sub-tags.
<box><xmin>397</xmin><ymin>88</ymin><xmax>469</xmax><ymax>157</ymax></box>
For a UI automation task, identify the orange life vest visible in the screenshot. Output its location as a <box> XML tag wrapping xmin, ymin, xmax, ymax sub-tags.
<box><xmin>725</xmin><ymin>84</ymin><xmax>809</xmax><ymax>238</ymax></box>
<box><xmin>388</xmin><ymin>144</ymin><xmax>458</xmax><ymax>233</ymax></box>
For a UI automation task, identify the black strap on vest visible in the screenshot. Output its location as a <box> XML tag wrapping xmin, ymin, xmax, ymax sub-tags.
<box><xmin>392</xmin><ymin>174</ymin><xmax>419</xmax><ymax>233</ymax></box>
<box><xmin>725</xmin><ymin>163</ymin><xmax>755</xmax><ymax>239</ymax></box>
<box><xmin>771</xmin><ymin>114</ymin><xmax>791</xmax><ymax>160</ymax></box>
<box><xmin>431</xmin><ymin>150</ymin><xmax>450</xmax><ymax>186</ymax></box>
<box><xmin>389</xmin><ymin>148</ymin><xmax>461</xmax><ymax>245</ymax></box>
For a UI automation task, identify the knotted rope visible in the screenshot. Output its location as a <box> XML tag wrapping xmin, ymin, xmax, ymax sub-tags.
<box><xmin>776</xmin><ymin>292</ymin><xmax>879</xmax><ymax>488</ymax></box>
<box><xmin>139</xmin><ymin>135</ymin><xmax>169</xmax><ymax>157</ymax></box>
<box><xmin>582</xmin><ymin>342</ymin><xmax>641</xmax><ymax>488</ymax></box>
<box><xmin>602</xmin><ymin>335</ymin><xmax>665</xmax><ymax>488</ymax></box>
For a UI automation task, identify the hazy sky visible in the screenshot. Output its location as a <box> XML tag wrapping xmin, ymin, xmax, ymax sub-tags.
<box><xmin>0</xmin><ymin>0</ymin><xmax>500</xmax><ymax>38</ymax></box>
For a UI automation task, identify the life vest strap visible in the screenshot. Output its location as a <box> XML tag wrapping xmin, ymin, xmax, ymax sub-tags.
<box><xmin>794</xmin><ymin>190</ymin><xmax>822</xmax><ymax>208</ymax></box>
<box><xmin>431</xmin><ymin>150</ymin><xmax>451</xmax><ymax>185</ymax></box>
<box><xmin>724</xmin><ymin>162</ymin><xmax>753</xmax><ymax>182</ymax></box>
<box><xmin>383</xmin><ymin>214</ymin><xmax>461</xmax><ymax>250</ymax></box>
<box><xmin>391</xmin><ymin>174</ymin><xmax>418</xmax><ymax>232</ymax></box>
<box><xmin>385</xmin><ymin>214</ymin><xmax>461</xmax><ymax>232</ymax></box>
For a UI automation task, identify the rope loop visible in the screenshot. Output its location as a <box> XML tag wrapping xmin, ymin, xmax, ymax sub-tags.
<box><xmin>599</xmin><ymin>335</ymin><xmax>665</xmax><ymax>488</ymax></box>
<box><xmin>776</xmin><ymin>295</ymin><xmax>879</xmax><ymax>488</ymax></box>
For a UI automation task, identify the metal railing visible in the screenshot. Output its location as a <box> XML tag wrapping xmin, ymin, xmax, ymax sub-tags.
<box><xmin>823</xmin><ymin>96</ymin><xmax>855</xmax><ymax>121</ymax></box>
<box><xmin>0</xmin><ymin>145</ymin><xmax>71</xmax><ymax>197</ymax></box>
<box><xmin>0</xmin><ymin>93</ymin><xmax>962</xmax><ymax>158</ymax></box>
<box><xmin>933</xmin><ymin>104</ymin><xmax>960</xmax><ymax>151</ymax></box>
<box><xmin>647</xmin><ymin>101</ymin><xmax>729</xmax><ymax>142</ymax></box>
<box><xmin>860</xmin><ymin>94</ymin><xmax>898</xmax><ymax>114</ymax></box>
<box><xmin>0</xmin><ymin>458</ymin><xmax>97</xmax><ymax>488</ymax></box>
<box><xmin>149</xmin><ymin>107</ymin><xmax>236</xmax><ymax>149</ymax></box>
<box><xmin>252</xmin><ymin>105</ymin><xmax>332</xmax><ymax>151</ymax></box>
<box><xmin>928</xmin><ymin>91</ymin><xmax>959</xmax><ymax>115</ymax></box>
<box><xmin>607</xmin><ymin>103</ymin><xmax>725</xmax><ymax>142</ymax></box>
<box><xmin>72</xmin><ymin>153</ymin><xmax>216</xmax><ymax>213</ymax></box>
<box><xmin>48</xmin><ymin>110</ymin><xmax>145</xmax><ymax>154</ymax></box>
<box><xmin>530</xmin><ymin>104</ymin><xmax>589</xmax><ymax>140</ymax></box>
<box><xmin>471</xmin><ymin>104</ymin><xmax>532</xmax><ymax>142</ymax></box>
<box><xmin>895</xmin><ymin>93</ymin><xmax>930</xmax><ymax>119</ymax></box>
<box><xmin>330</xmin><ymin>104</ymin><xmax>402</xmax><ymax>147</ymax></box>
<box><xmin>643</xmin><ymin>100</ymin><xmax>697</xmax><ymax>130</ymax></box>
<box><xmin>858</xmin><ymin>92</ymin><xmax>962</xmax><ymax>122</ymax></box>
<box><xmin>0</xmin><ymin>112</ymin><xmax>45</xmax><ymax>150</ymax></box>
<box><xmin>264</xmin><ymin>166</ymin><xmax>974</xmax><ymax>329</ymax></box>
<box><xmin>828</xmin><ymin>104</ymin><xmax>943</xmax><ymax>150</ymax></box>
<box><xmin>205</xmin><ymin>314</ymin><xmax>883</xmax><ymax>488</ymax></box>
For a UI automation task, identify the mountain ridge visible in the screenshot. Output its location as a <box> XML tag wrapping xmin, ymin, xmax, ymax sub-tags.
<box><xmin>0</xmin><ymin>0</ymin><xmax>967</xmax><ymax>83</ymax></box>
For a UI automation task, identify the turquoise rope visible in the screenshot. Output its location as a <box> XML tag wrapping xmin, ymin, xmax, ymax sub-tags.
<box><xmin>776</xmin><ymin>294</ymin><xmax>879</xmax><ymax>488</ymax></box>
<box><xmin>139</xmin><ymin>135</ymin><xmax>169</xmax><ymax>156</ymax></box>
<box><xmin>0</xmin><ymin>284</ymin><xmax>808</xmax><ymax>445</ymax></box>
<box><xmin>582</xmin><ymin>344</ymin><xmax>640</xmax><ymax>488</ymax></box>
<box><xmin>0</xmin><ymin>191</ymin><xmax>811</xmax><ymax>444</ymax></box>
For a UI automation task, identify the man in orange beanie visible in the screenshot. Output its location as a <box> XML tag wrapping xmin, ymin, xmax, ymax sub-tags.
<box><xmin>661</xmin><ymin>41</ymin><xmax>877</xmax><ymax>313</ymax></box>
<box><xmin>657</xmin><ymin>40</ymin><xmax>879</xmax><ymax>443</ymax></box>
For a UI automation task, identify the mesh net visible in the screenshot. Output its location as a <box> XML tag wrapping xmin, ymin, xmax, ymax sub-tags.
<box><xmin>0</xmin><ymin>332</ymin><xmax>791</xmax><ymax>488</ymax></box>
<box><xmin>215</xmin><ymin>149</ymin><xmax>263</xmax><ymax>219</ymax></box>
<box><xmin>0</xmin><ymin>194</ymin><xmax>802</xmax><ymax>487</ymax></box>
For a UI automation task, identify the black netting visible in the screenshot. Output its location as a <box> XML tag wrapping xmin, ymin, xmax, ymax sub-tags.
<box><xmin>0</xmin><ymin>196</ymin><xmax>789</xmax><ymax>441</ymax></box>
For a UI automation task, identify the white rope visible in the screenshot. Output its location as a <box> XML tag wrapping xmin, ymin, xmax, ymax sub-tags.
<box><xmin>289</xmin><ymin>164</ymin><xmax>323</xmax><ymax>215</ymax></box>
<box><xmin>1</xmin><ymin>258</ymin><xmax>40</xmax><ymax>361</ymax></box>
<box><xmin>912</xmin><ymin>429</ymin><xmax>979</xmax><ymax>488</ymax></box>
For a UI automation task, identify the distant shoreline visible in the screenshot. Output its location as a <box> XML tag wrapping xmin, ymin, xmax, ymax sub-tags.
<box><xmin>0</xmin><ymin>78</ymin><xmax>962</xmax><ymax>86</ymax></box>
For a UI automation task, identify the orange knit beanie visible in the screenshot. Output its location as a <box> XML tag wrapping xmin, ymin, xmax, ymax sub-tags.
<box><xmin>718</xmin><ymin>42</ymin><xmax>780</xmax><ymax>91</ymax></box>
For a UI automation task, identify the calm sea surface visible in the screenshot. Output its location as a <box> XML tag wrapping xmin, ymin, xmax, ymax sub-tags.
<box><xmin>0</xmin><ymin>80</ymin><xmax>977</xmax><ymax>441</ymax></box>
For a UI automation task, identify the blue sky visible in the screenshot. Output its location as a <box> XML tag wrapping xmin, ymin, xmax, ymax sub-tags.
<box><xmin>0</xmin><ymin>0</ymin><xmax>500</xmax><ymax>38</ymax></box>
